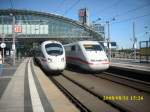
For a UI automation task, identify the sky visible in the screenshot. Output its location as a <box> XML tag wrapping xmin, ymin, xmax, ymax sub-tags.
<box><xmin>0</xmin><ymin>0</ymin><xmax>150</xmax><ymax>49</ymax></box>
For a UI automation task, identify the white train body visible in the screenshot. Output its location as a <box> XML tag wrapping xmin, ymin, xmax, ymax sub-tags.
<box><xmin>64</xmin><ymin>41</ymin><xmax>109</xmax><ymax>71</ymax></box>
<box><xmin>35</xmin><ymin>41</ymin><xmax>66</xmax><ymax>72</ymax></box>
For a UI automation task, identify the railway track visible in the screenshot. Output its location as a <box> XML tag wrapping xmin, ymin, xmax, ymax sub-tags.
<box><xmin>50</xmin><ymin>76</ymin><xmax>91</xmax><ymax>112</ymax></box>
<box><xmin>50</xmin><ymin>74</ymin><xmax>134</xmax><ymax>112</ymax></box>
<box><xmin>107</xmin><ymin>66</ymin><xmax>150</xmax><ymax>82</ymax></box>
<box><xmin>34</xmin><ymin>61</ymin><xmax>150</xmax><ymax>112</ymax></box>
<box><xmin>61</xmin><ymin>69</ymin><xmax>150</xmax><ymax>112</ymax></box>
<box><xmin>94</xmin><ymin>72</ymin><xmax>150</xmax><ymax>94</ymax></box>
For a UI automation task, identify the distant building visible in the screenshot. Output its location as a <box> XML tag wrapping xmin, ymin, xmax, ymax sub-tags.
<box><xmin>139</xmin><ymin>40</ymin><xmax>150</xmax><ymax>62</ymax></box>
<box><xmin>92</xmin><ymin>24</ymin><xmax>105</xmax><ymax>39</ymax></box>
<box><xmin>79</xmin><ymin>8</ymin><xmax>89</xmax><ymax>25</ymax></box>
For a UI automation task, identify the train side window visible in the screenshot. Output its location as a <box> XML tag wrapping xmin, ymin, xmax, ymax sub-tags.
<box><xmin>71</xmin><ymin>45</ymin><xmax>76</xmax><ymax>51</ymax></box>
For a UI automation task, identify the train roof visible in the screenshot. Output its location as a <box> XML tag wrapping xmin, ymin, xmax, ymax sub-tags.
<box><xmin>41</xmin><ymin>40</ymin><xmax>62</xmax><ymax>45</ymax></box>
<box><xmin>64</xmin><ymin>41</ymin><xmax>100</xmax><ymax>46</ymax></box>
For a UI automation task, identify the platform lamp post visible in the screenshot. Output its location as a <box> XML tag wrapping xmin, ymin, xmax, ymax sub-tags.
<box><xmin>1</xmin><ymin>16</ymin><xmax>6</xmax><ymax>64</ymax></box>
<box><xmin>92</xmin><ymin>17</ymin><xmax>115</xmax><ymax>62</ymax></box>
<box><xmin>145</xmin><ymin>26</ymin><xmax>150</xmax><ymax>44</ymax></box>
<box><xmin>1</xmin><ymin>34</ymin><xmax>5</xmax><ymax>63</ymax></box>
<box><xmin>106</xmin><ymin>21</ymin><xmax>110</xmax><ymax>61</ymax></box>
<box><xmin>10</xmin><ymin>13</ymin><xmax>16</xmax><ymax>66</ymax></box>
<box><xmin>132</xmin><ymin>22</ymin><xmax>137</xmax><ymax>61</ymax></box>
<box><xmin>106</xmin><ymin>18</ymin><xmax>116</xmax><ymax>62</ymax></box>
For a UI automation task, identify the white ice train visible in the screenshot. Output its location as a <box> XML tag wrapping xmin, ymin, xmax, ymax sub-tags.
<box><xmin>64</xmin><ymin>41</ymin><xmax>109</xmax><ymax>71</ymax></box>
<box><xmin>34</xmin><ymin>41</ymin><xmax>66</xmax><ymax>73</ymax></box>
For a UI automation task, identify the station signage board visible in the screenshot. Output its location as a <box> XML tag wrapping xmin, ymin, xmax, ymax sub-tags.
<box><xmin>79</xmin><ymin>8</ymin><xmax>88</xmax><ymax>24</ymax></box>
<box><xmin>79</xmin><ymin>9</ymin><xmax>85</xmax><ymax>17</ymax></box>
<box><xmin>15</xmin><ymin>25</ymin><xmax>22</xmax><ymax>33</ymax></box>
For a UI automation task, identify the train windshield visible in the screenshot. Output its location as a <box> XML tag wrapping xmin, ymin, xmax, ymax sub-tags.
<box><xmin>84</xmin><ymin>44</ymin><xmax>103</xmax><ymax>51</ymax></box>
<box><xmin>45</xmin><ymin>43</ymin><xmax>63</xmax><ymax>56</ymax></box>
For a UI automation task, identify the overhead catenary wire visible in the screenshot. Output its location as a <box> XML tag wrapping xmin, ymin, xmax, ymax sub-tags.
<box><xmin>54</xmin><ymin>0</ymin><xmax>67</xmax><ymax>13</ymax></box>
<box><xmin>9</xmin><ymin>0</ymin><xmax>14</xmax><ymax>9</ymax></box>
<box><xmin>63</xmin><ymin>0</ymin><xmax>81</xmax><ymax>15</ymax></box>
<box><xmin>96</xmin><ymin>0</ymin><xmax>121</xmax><ymax>14</ymax></box>
<box><xmin>105</xmin><ymin>2</ymin><xmax>150</xmax><ymax>22</ymax></box>
<box><xmin>93</xmin><ymin>0</ymin><xmax>121</xmax><ymax>22</ymax></box>
<box><xmin>114</xmin><ymin>2</ymin><xmax>150</xmax><ymax>18</ymax></box>
<box><xmin>112</xmin><ymin>13</ymin><xmax>150</xmax><ymax>24</ymax></box>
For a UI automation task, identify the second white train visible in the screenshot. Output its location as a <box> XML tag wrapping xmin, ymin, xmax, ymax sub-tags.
<box><xmin>64</xmin><ymin>41</ymin><xmax>109</xmax><ymax>71</ymax></box>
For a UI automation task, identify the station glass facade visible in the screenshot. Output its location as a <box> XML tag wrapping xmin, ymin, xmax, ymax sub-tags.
<box><xmin>0</xmin><ymin>9</ymin><xmax>102</xmax><ymax>40</ymax></box>
<box><xmin>0</xmin><ymin>9</ymin><xmax>103</xmax><ymax>57</ymax></box>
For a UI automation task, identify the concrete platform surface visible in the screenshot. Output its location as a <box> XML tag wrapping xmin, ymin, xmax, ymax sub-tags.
<box><xmin>110</xmin><ymin>58</ymin><xmax>150</xmax><ymax>73</ymax></box>
<box><xmin>0</xmin><ymin>58</ymin><xmax>79</xmax><ymax>112</ymax></box>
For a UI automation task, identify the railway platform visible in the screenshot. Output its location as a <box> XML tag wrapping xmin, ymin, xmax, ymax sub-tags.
<box><xmin>110</xmin><ymin>58</ymin><xmax>150</xmax><ymax>75</ymax></box>
<box><xmin>0</xmin><ymin>58</ymin><xmax>79</xmax><ymax>112</ymax></box>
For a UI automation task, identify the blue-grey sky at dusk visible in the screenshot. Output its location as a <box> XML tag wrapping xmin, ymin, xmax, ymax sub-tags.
<box><xmin>0</xmin><ymin>0</ymin><xmax>150</xmax><ymax>49</ymax></box>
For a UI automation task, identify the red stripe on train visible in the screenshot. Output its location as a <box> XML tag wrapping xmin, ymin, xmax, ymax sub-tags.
<box><xmin>66</xmin><ymin>56</ymin><xmax>109</xmax><ymax>65</ymax></box>
<box><xmin>66</xmin><ymin>56</ymin><xmax>92</xmax><ymax>64</ymax></box>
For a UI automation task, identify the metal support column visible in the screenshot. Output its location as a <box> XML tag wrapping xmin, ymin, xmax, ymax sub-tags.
<box><xmin>107</xmin><ymin>21</ymin><xmax>111</xmax><ymax>62</ymax></box>
<box><xmin>12</xmin><ymin>15</ymin><xmax>16</xmax><ymax>66</ymax></box>
<box><xmin>2</xmin><ymin>34</ymin><xmax>5</xmax><ymax>63</ymax></box>
<box><xmin>133</xmin><ymin>22</ymin><xmax>136</xmax><ymax>61</ymax></box>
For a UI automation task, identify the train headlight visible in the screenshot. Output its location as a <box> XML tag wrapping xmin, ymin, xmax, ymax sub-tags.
<box><xmin>47</xmin><ymin>58</ymin><xmax>52</xmax><ymax>62</ymax></box>
<box><xmin>61</xmin><ymin>57</ymin><xmax>65</xmax><ymax>62</ymax></box>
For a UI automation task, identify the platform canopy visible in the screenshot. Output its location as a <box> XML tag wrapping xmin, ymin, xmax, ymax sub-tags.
<box><xmin>0</xmin><ymin>9</ymin><xmax>103</xmax><ymax>43</ymax></box>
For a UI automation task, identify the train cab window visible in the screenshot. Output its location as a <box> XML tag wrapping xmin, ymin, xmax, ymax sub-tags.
<box><xmin>45</xmin><ymin>43</ymin><xmax>63</xmax><ymax>55</ymax></box>
<box><xmin>71</xmin><ymin>45</ymin><xmax>76</xmax><ymax>51</ymax></box>
<box><xmin>84</xmin><ymin>44</ymin><xmax>103</xmax><ymax>51</ymax></box>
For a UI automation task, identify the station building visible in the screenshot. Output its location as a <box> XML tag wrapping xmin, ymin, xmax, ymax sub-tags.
<box><xmin>0</xmin><ymin>9</ymin><xmax>103</xmax><ymax>56</ymax></box>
